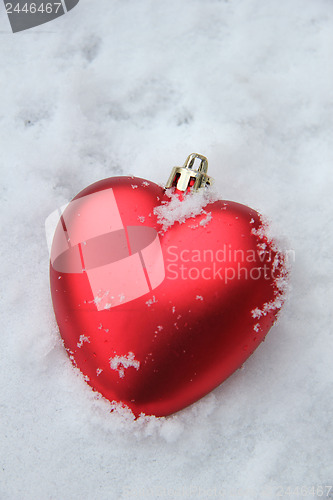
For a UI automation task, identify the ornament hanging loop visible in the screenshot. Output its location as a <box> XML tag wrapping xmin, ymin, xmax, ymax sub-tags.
<box><xmin>184</xmin><ymin>153</ymin><xmax>208</xmax><ymax>172</ymax></box>
<box><xmin>165</xmin><ymin>153</ymin><xmax>214</xmax><ymax>193</ymax></box>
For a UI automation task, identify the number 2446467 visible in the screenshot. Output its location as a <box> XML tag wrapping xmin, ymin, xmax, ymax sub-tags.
<box><xmin>6</xmin><ymin>3</ymin><xmax>63</xmax><ymax>14</ymax></box>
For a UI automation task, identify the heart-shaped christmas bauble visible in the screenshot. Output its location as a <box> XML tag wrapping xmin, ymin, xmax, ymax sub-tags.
<box><xmin>50</xmin><ymin>154</ymin><xmax>287</xmax><ymax>417</ymax></box>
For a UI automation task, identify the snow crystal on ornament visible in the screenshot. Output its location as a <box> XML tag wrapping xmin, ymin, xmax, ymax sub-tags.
<box><xmin>251</xmin><ymin>296</ymin><xmax>285</xmax><ymax>319</ymax></box>
<box><xmin>109</xmin><ymin>352</ymin><xmax>140</xmax><ymax>378</ymax></box>
<box><xmin>118</xmin><ymin>293</ymin><xmax>126</xmax><ymax>303</ymax></box>
<box><xmin>146</xmin><ymin>296</ymin><xmax>158</xmax><ymax>307</ymax></box>
<box><xmin>77</xmin><ymin>334</ymin><xmax>90</xmax><ymax>348</ymax></box>
<box><xmin>200</xmin><ymin>212</ymin><xmax>212</xmax><ymax>226</ymax></box>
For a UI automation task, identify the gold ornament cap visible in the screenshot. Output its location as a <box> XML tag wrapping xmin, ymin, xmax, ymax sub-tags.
<box><xmin>165</xmin><ymin>153</ymin><xmax>214</xmax><ymax>192</ymax></box>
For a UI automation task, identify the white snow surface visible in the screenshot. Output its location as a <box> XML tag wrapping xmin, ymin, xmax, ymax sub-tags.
<box><xmin>0</xmin><ymin>1</ymin><xmax>332</xmax><ymax>499</ymax></box>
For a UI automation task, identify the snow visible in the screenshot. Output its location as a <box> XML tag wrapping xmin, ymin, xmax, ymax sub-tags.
<box><xmin>0</xmin><ymin>1</ymin><xmax>333</xmax><ymax>499</ymax></box>
<box><xmin>146</xmin><ymin>295</ymin><xmax>158</xmax><ymax>307</ymax></box>
<box><xmin>154</xmin><ymin>187</ymin><xmax>219</xmax><ymax>232</ymax></box>
<box><xmin>77</xmin><ymin>334</ymin><xmax>90</xmax><ymax>348</ymax></box>
<box><xmin>109</xmin><ymin>352</ymin><xmax>140</xmax><ymax>379</ymax></box>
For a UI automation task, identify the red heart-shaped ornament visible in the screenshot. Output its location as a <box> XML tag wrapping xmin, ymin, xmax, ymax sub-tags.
<box><xmin>50</xmin><ymin>154</ymin><xmax>287</xmax><ymax>417</ymax></box>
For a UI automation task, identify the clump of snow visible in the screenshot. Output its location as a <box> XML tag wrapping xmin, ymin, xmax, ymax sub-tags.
<box><xmin>251</xmin><ymin>216</ymin><xmax>292</xmax><ymax>320</ymax></box>
<box><xmin>251</xmin><ymin>297</ymin><xmax>284</xmax><ymax>319</ymax></box>
<box><xmin>109</xmin><ymin>352</ymin><xmax>140</xmax><ymax>378</ymax></box>
<box><xmin>200</xmin><ymin>211</ymin><xmax>212</xmax><ymax>226</ymax></box>
<box><xmin>77</xmin><ymin>334</ymin><xmax>90</xmax><ymax>348</ymax></box>
<box><xmin>154</xmin><ymin>186</ymin><xmax>219</xmax><ymax>232</ymax></box>
<box><xmin>189</xmin><ymin>210</ymin><xmax>212</xmax><ymax>229</ymax></box>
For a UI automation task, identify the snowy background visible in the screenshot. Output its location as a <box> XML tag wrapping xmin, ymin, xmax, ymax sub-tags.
<box><xmin>0</xmin><ymin>1</ymin><xmax>332</xmax><ymax>499</ymax></box>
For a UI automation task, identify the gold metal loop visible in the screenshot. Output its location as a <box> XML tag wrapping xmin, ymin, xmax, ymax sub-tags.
<box><xmin>165</xmin><ymin>153</ymin><xmax>214</xmax><ymax>193</ymax></box>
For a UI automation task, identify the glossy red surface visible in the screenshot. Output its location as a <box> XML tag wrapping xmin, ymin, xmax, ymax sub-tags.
<box><xmin>50</xmin><ymin>176</ymin><xmax>286</xmax><ymax>417</ymax></box>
